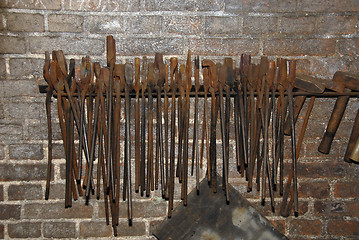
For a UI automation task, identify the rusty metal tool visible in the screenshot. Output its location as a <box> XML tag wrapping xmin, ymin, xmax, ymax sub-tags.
<box><xmin>203</xmin><ymin>60</ymin><xmax>218</xmax><ymax>192</ymax></box>
<box><xmin>44</xmin><ymin>52</ymin><xmax>54</xmax><ymax>200</ymax></box>
<box><xmin>65</xmin><ymin>103</ymin><xmax>73</xmax><ymax>207</ymax></box>
<box><xmin>168</xmin><ymin>57</ymin><xmax>178</xmax><ymax>217</ymax></box>
<box><xmin>233</xmin><ymin>68</ymin><xmax>241</xmax><ymax>173</ymax></box>
<box><xmin>176</xmin><ymin>64</ymin><xmax>185</xmax><ymax>182</ymax></box>
<box><xmin>192</xmin><ymin>56</ymin><xmax>200</xmax><ymax>192</ymax></box>
<box><xmin>147</xmin><ymin>62</ymin><xmax>155</xmax><ymax>195</ymax></box>
<box><xmin>182</xmin><ymin>50</ymin><xmax>192</xmax><ymax>205</ymax></box>
<box><xmin>280</xmin><ymin>96</ymin><xmax>316</xmax><ymax>217</ymax></box>
<box><xmin>200</xmin><ymin>67</ymin><xmax>210</xmax><ymax>176</ymax></box>
<box><xmin>163</xmin><ymin>63</ymin><xmax>170</xmax><ymax>198</ymax></box>
<box><xmin>179</xmin><ymin>64</ymin><xmax>187</xmax><ymax>200</ymax></box>
<box><xmin>240</xmin><ymin>54</ymin><xmax>250</xmax><ymax>171</ymax></box>
<box><xmin>134</xmin><ymin>58</ymin><xmax>141</xmax><ymax>192</ymax></box>
<box><xmin>140</xmin><ymin>57</ymin><xmax>148</xmax><ymax>195</ymax></box>
<box><xmin>125</xmin><ymin>63</ymin><xmax>134</xmax><ymax>223</ymax></box>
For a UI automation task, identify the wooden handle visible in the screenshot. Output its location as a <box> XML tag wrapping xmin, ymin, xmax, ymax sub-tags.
<box><xmin>349</xmin><ymin>134</ymin><xmax>359</xmax><ymax>162</ymax></box>
<box><xmin>344</xmin><ymin>109</ymin><xmax>359</xmax><ymax>162</ymax></box>
<box><xmin>318</xmin><ymin>95</ymin><xmax>350</xmax><ymax>154</ymax></box>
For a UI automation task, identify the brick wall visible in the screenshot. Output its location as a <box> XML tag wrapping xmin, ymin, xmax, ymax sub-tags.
<box><xmin>0</xmin><ymin>0</ymin><xmax>358</xmax><ymax>239</ymax></box>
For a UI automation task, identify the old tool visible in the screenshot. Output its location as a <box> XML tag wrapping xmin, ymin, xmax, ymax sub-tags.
<box><xmin>200</xmin><ymin>67</ymin><xmax>210</xmax><ymax>176</ymax></box>
<box><xmin>192</xmin><ymin>56</ymin><xmax>200</xmax><ymax>192</ymax></box>
<box><xmin>134</xmin><ymin>58</ymin><xmax>141</xmax><ymax>192</ymax></box>
<box><xmin>163</xmin><ymin>63</ymin><xmax>170</xmax><ymax>198</ymax></box>
<box><xmin>44</xmin><ymin>52</ymin><xmax>54</xmax><ymax>200</ymax></box>
<box><xmin>125</xmin><ymin>63</ymin><xmax>134</xmax><ymax>223</ymax></box>
<box><xmin>140</xmin><ymin>57</ymin><xmax>148</xmax><ymax>196</ymax></box>
<box><xmin>345</xmin><ymin>110</ymin><xmax>359</xmax><ymax>162</ymax></box>
<box><xmin>147</xmin><ymin>62</ymin><xmax>155</xmax><ymax>195</ymax></box>
<box><xmin>319</xmin><ymin>71</ymin><xmax>359</xmax><ymax>154</ymax></box>
<box><xmin>168</xmin><ymin>57</ymin><xmax>178</xmax><ymax>217</ymax></box>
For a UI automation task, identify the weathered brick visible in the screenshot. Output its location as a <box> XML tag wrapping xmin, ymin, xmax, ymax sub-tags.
<box><xmin>8</xmin><ymin>184</ymin><xmax>43</xmax><ymax>200</ymax></box>
<box><xmin>126</xmin><ymin>16</ymin><xmax>162</xmax><ymax>35</ymax></box>
<box><xmin>280</xmin><ymin>17</ymin><xmax>315</xmax><ymax>35</ymax></box>
<box><xmin>298</xmin><ymin>0</ymin><xmax>359</xmax><ymax>12</ymax></box>
<box><xmin>0</xmin><ymin>145</ymin><xmax>4</xmax><ymax>160</ymax></box>
<box><xmin>243</xmin><ymin>17</ymin><xmax>278</xmax><ymax>35</ymax></box>
<box><xmin>0</xmin><ymin>122</ymin><xmax>23</xmax><ymax>142</ymax></box>
<box><xmin>64</xmin><ymin>0</ymin><xmax>140</xmax><ymax>11</ymax></box>
<box><xmin>53</xmin><ymin>143</ymin><xmax>65</xmax><ymax>160</ymax></box>
<box><xmin>0</xmin><ymin>164</ymin><xmax>48</xmax><ymax>181</ymax></box>
<box><xmin>8</xmin><ymin>222</ymin><xmax>41</xmax><ymax>238</ymax></box>
<box><xmin>0</xmin><ymin>204</ymin><xmax>21</xmax><ymax>220</ymax></box>
<box><xmin>334</xmin><ymin>182</ymin><xmax>359</xmax><ymax>198</ymax></box>
<box><xmin>0</xmin><ymin>185</ymin><xmax>3</xmax><ymax>201</ymax></box>
<box><xmin>99</xmin><ymin>200</ymin><xmax>167</xmax><ymax>218</ymax></box>
<box><xmin>317</xmin><ymin>16</ymin><xmax>356</xmax><ymax>35</ymax></box>
<box><xmin>24</xmin><ymin>202</ymin><xmax>93</xmax><ymax>219</ymax></box>
<box><xmin>85</xmin><ymin>16</ymin><xmax>125</xmax><ymax>34</ymax></box>
<box><xmin>0</xmin><ymin>0</ymin><xmax>61</xmax><ymax>10</ymax></box>
<box><xmin>48</xmin><ymin>184</ymin><xmax>65</xmax><ymax>199</ymax></box>
<box><xmin>327</xmin><ymin>220</ymin><xmax>359</xmax><ymax>236</ymax></box>
<box><xmin>289</xmin><ymin>219</ymin><xmax>322</xmax><ymax>236</ymax></box>
<box><xmin>0</xmin><ymin>36</ymin><xmax>26</xmax><ymax>54</ymax></box>
<box><xmin>296</xmin><ymin>59</ymin><xmax>311</xmax><ymax>75</ymax></box>
<box><xmin>189</xmin><ymin>38</ymin><xmax>259</xmax><ymax>56</ymax></box>
<box><xmin>146</xmin><ymin>0</ymin><xmax>223</xmax><ymax>11</ymax></box>
<box><xmin>0</xmin><ymin>80</ymin><xmax>40</xmax><ymax>98</ymax></box>
<box><xmin>0</xmin><ymin>59</ymin><xmax>6</xmax><ymax>77</ymax></box>
<box><xmin>116</xmin><ymin>37</ymin><xmax>185</xmax><ymax>55</ymax></box>
<box><xmin>163</xmin><ymin>16</ymin><xmax>202</xmax><ymax>35</ymax></box>
<box><xmin>204</xmin><ymin>16</ymin><xmax>241</xmax><ymax>35</ymax></box>
<box><xmin>44</xmin><ymin>222</ymin><xmax>76</xmax><ymax>238</ymax></box>
<box><xmin>299</xmin><ymin>181</ymin><xmax>330</xmax><ymax>199</ymax></box>
<box><xmin>0</xmin><ymin>14</ymin><xmax>3</xmax><ymax>31</ymax></box>
<box><xmin>6</xmin><ymin>13</ymin><xmax>44</xmax><ymax>32</ymax></box>
<box><xmin>263</xmin><ymin>38</ymin><xmax>335</xmax><ymax>56</ymax></box>
<box><xmin>28</xmin><ymin>117</ymin><xmax>62</xmax><ymax>141</ymax></box>
<box><xmin>149</xmin><ymin>220</ymin><xmax>162</xmax><ymax>235</ymax></box>
<box><xmin>305</xmin><ymin>141</ymin><xmax>339</xmax><ymax>158</ymax></box>
<box><xmin>310</xmin><ymin>56</ymin><xmax>358</xmax><ymax>78</ymax></box>
<box><xmin>117</xmin><ymin>221</ymin><xmax>146</xmax><ymax>236</ymax></box>
<box><xmin>29</xmin><ymin>37</ymin><xmax>104</xmax><ymax>55</ymax></box>
<box><xmin>48</xmin><ymin>14</ymin><xmax>83</xmax><ymax>32</ymax></box>
<box><xmin>314</xmin><ymin>200</ymin><xmax>359</xmax><ymax>217</ymax></box>
<box><xmin>225</xmin><ymin>0</ymin><xmax>296</xmax><ymax>13</ymax></box>
<box><xmin>9</xmin><ymin>144</ymin><xmax>43</xmax><ymax>160</ymax></box>
<box><xmin>297</xmin><ymin>161</ymin><xmax>347</xmax><ymax>178</ymax></box>
<box><xmin>0</xmin><ymin>224</ymin><xmax>3</xmax><ymax>239</ymax></box>
<box><xmin>338</xmin><ymin>38</ymin><xmax>359</xmax><ymax>55</ymax></box>
<box><xmin>79</xmin><ymin>221</ymin><xmax>112</xmax><ymax>238</ymax></box>
<box><xmin>3</xmin><ymin>102</ymin><xmax>44</xmax><ymax>120</ymax></box>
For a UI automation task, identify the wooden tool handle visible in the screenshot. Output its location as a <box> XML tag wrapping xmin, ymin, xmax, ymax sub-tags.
<box><xmin>318</xmin><ymin>95</ymin><xmax>350</xmax><ymax>154</ymax></box>
<box><xmin>344</xmin><ymin>109</ymin><xmax>359</xmax><ymax>162</ymax></box>
<box><xmin>349</xmin><ymin>134</ymin><xmax>359</xmax><ymax>162</ymax></box>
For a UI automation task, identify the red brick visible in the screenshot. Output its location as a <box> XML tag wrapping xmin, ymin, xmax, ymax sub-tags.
<box><xmin>205</xmin><ymin>16</ymin><xmax>242</xmax><ymax>35</ymax></box>
<box><xmin>0</xmin><ymin>0</ymin><xmax>61</xmax><ymax>10</ymax></box>
<box><xmin>280</xmin><ymin>17</ymin><xmax>316</xmax><ymax>35</ymax></box>
<box><xmin>327</xmin><ymin>220</ymin><xmax>359</xmax><ymax>236</ymax></box>
<box><xmin>243</xmin><ymin>17</ymin><xmax>278</xmax><ymax>35</ymax></box>
<box><xmin>314</xmin><ymin>200</ymin><xmax>359</xmax><ymax>217</ymax></box>
<box><xmin>0</xmin><ymin>164</ymin><xmax>48</xmax><ymax>181</ymax></box>
<box><xmin>44</xmin><ymin>222</ymin><xmax>76</xmax><ymax>238</ymax></box>
<box><xmin>334</xmin><ymin>182</ymin><xmax>359</xmax><ymax>198</ymax></box>
<box><xmin>47</xmin><ymin>183</ymin><xmax>65</xmax><ymax>200</ymax></box>
<box><xmin>8</xmin><ymin>222</ymin><xmax>41</xmax><ymax>238</ymax></box>
<box><xmin>0</xmin><ymin>36</ymin><xmax>26</xmax><ymax>54</ymax></box>
<box><xmin>6</xmin><ymin>13</ymin><xmax>44</xmax><ymax>32</ymax></box>
<box><xmin>263</xmin><ymin>38</ymin><xmax>335</xmax><ymax>56</ymax></box>
<box><xmin>8</xmin><ymin>184</ymin><xmax>43</xmax><ymax>200</ymax></box>
<box><xmin>24</xmin><ymin>202</ymin><xmax>93</xmax><ymax>219</ymax></box>
<box><xmin>297</xmin><ymin>161</ymin><xmax>347</xmax><ymax>178</ymax></box>
<box><xmin>317</xmin><ymin>16</ymin><xmax>356</xmax><ymax>35</ymax></box>
<box><xmin>0</xmin><ymin>204</ymin><xmax>21</xmax><ymax>220</ymax></box>
<box><xmin>289</xmin><ymin>219</ymin><xmax>322</xmax><ymax>236</ymax></box>
<box><xmin>299</xmin><ymin>181</ymin><xmax>330</xmax><ymax>199</ymax></box>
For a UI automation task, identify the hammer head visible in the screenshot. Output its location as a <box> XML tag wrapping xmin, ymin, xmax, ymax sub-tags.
<box><xmin>327</xmin><ymin>71</ymin><xmax>359</xmax><ymax>93</ymax></box>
